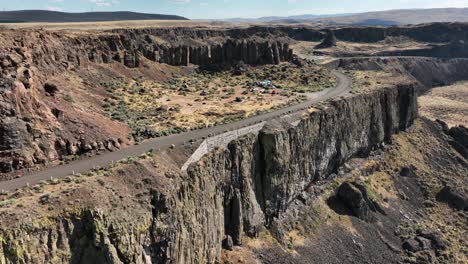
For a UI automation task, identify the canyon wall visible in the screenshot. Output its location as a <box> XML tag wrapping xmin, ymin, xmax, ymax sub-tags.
<box><xmin>52</xmin><ymin>32</ymin><xmax>293</xmax><ymax>68</ymax></box>
<box><xmin>158</xmin><ymin>40</ymin><xmax>292</xmax><ymax>66</ymax></box>
<box><xmin>332</xmin><ymin>22</ymin><xmax>468</xmax><ymax>43</ymax></box>
<box><xmin>111</xmin><ymin>23</ymin><xmax>468</xmax><ymax>44</ymax></box>
<box><xmin>0</xmin><ymin>84</ymin><xmax>418</xmax><ymax>263</ymax></box>
<box><xmin>0</xmin><ymin>29</ymin><xmax>292</xmax><ymax>174</ymax></box>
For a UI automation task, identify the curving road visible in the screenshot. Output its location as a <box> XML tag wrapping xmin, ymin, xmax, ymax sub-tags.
<box><xmin>0</xmin><ymin>71</ymin><xmax>351</xmax><ymax>191</ymax></box>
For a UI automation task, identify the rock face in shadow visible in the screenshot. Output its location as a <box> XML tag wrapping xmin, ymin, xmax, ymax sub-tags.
<box><xmin>448</xmin><ymin>125</ymin><xmax>468</xmax><ymax>158</ymax></box>
<box><xmin>315</xmin><ymin>30</ymin><xmax>337</xmax><ymax>49</ymax></box>
<box><xmin>336</xmin><ymin>182</ymin><xmax>376</xmax><ymax>222</ymax></box>
<box><xmin>436</xmin><ymin>186</ymin><xmax>467</xmax><ymax>211</ymax></box>
<box><xmin>0</xmin><ymin>85</ymin><xmax>418</xmax><ymax>263</ymax></box>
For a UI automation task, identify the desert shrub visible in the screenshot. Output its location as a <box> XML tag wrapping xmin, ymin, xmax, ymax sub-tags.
<box><xmin>63</xmin><ymin>94</ymin><xmax>74</xmax><ymax>103</ymax></box>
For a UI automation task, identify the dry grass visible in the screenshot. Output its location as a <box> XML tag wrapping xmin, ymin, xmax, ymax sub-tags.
<box><xmin>104</xmin><ymin>70</ymin><xmax>296</xmax><ymax>133</ymax></box>
<box><xmin>348</xmin><ymin>70</ymin><xmax>412</xmax><ymax>92</ymax></box>
<box><xmin>292</xmin><ymin>39</ymin><xmax>432</xmax><ymax>58</ymax></box>
<box><xmin>419</xmin><ymin>82</ymin><xmax>468</xmax><ymax>127</ymax></box>
<box><xmin>103</xmin><ymin>63</ymin><xmax>333</xmax><ymax>135</ymax></box>
<box><xmin>381</xmin><ymin>119</ymin><xmax>467</xmax><ymax>262</ymax></box>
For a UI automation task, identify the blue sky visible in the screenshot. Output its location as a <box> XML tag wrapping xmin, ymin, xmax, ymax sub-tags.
<box><xmin>1</xmin><ymin>0</ymin><xmax>468</xmax><ymax>19</ymax></box>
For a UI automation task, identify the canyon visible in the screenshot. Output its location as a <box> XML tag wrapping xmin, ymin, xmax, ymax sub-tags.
<box><xmin>0</xmin><ymin>22</ymin><xmax>467</xmax><ymax>264</ymax></box>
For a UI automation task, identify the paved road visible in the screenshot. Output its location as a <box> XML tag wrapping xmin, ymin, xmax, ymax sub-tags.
<box><xmin>0</xmin><ymin>71</ymin><xmax>351</xmax><ymax>191</ymax></box>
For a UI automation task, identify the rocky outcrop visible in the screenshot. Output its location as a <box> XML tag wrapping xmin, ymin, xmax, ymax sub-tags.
<box><xmin>336</xmin><ymin>181</ymin><xmax>380</xmax><ymax>222</ymax></box>
<box><xmin>315</xmin><ymin>30</ymin><xmax>337</xmax><ymax>49</ymax></box>
<box><xmin>0</xmin><ymin>84</ymin><xmax>417</xmax><ymax>263</ymax></box>
<box><xmin>436</xmin><ymin>186</ymin><xmax>467</xmax><ymax>211</ymax></box>
<box><xmin>447</xmin><ymin>125</ymin><xmax>468</xmax><ymax>158</ymax></box>
<box><xmin>158</xmin><ymin>40</ymin><xmax>292</xmax><ymax>66</ymax></box>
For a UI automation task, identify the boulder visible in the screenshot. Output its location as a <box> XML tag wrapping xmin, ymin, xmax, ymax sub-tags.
<box><xmin>179</xmin><ymin>83</ymin><xmax>193</xmax><ymax>92</ymax></box>
<box><xmin>16</xmin><ymin>66</ymin><xmax>32</xmax><ymax>89</ymax></box>
<box><xmin>66</xmin><ymin>141</ymin><xmax>79</xmax><ymax>155</ymax></box>
<box><xmin>223</xmin><ymin>235</ymin><xmax>234</xmax><ymax>251</ymax></box>
<box><xmin>51</xmin><ymin>107</ymin><xmax>64</xmax><ymax>120</ymax></box>
<box><xmin>83</xmin><ymin>144</ymin><xmax>93</xmax><ymax>151</ymax></box>
<box><xmin>44</xmin><ymin>83</ymin><xmax>59</xmax><ymax>95</ymax></box>
<box><xmin>448</xmin><ymin>125</ymin><xmax>468</xmax><ymax>158</ymax></box>
<box><xmin>106</xmin><ymin>140</ymin><xmax>114</xmax><ymax>151</ymax></box>
<box><xmin>39</xmin><ymin>194</ymin><xmax>52</xmax><ymax>205</ymax></box>
<box><xmin>435</xmin><ymin>119</ymin><xmax>449</xmax><ymax>133</ymax></box>
<box><xmin>417</xmin><ymin>230</ymin><xmax>446</xmax><ymax>250</ymax></box>
<box><xmin>438</xmin><ymin>121</ymin><xmax>468</xmax><ymax>158</ymax></box>
<box><xmin>436</xmin><ymin>186</ymin><xmax>467</xmax><ymax>211</ymax></box>
<box><xmin>91</xmin><ymin>141</ymin><xmax>99</xmax><ymax>149</ymax></box>
<box><xmin>400</xmin><ymin>166</ymin><xmax>417</xmax><ymax>177</ymax></box>
<box><xmin>402</xmin><ymin>238</ymin><xmax>422</xmax><ymax>252</ymax></box>
<box><xmin>337</xmin><ymin>182</ymin><xmax>376</xmax><ymax>222</ymax></box>
<box><xmin>449</xmin><ymin>125</ymin><xmax>468</xmax><ymax>149</ymax></box>
<box><xmin>111</xmin><ymin>138</ymin><xmax>121</xmax><ymax>149</ymax></box>
<box><xmin>416</xmin><ymin>236</ymin><xmax>432</xmax><ymax>250</ymax></box>
<box><xmin>232</xmin><ymin>62</ymin><xmax>247</xmax><ymax>76</ymax></box>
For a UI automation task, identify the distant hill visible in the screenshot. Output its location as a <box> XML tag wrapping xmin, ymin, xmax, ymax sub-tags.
<box><xmin>225</xmin><ymin>14</ymin><xmax>350</xmax><ymax>23</ymax></box>
<box><xmin>225</xmin><ymin>8</ymin><xmax>468</xmax><ymax>26</ymax></box>
<box><xmin>313</xmin><ymin>8</ymin><xmax>468</xmax><ymax>26</ymax></box>
<box><xmin>0</xmin><ymin>10</ymin><xmax>188</xmax><ymax>23</ymax></box>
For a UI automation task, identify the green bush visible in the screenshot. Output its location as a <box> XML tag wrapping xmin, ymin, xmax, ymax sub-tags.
<box><xmin>63</xmin><ymin>94</ymin><xmax>74</xmax><ymax>103</ymax></box>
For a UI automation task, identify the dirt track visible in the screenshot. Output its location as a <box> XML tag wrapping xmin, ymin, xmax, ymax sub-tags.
<box><xmin>0</xmin><ymin>71</ymin><xmax>351</xmax><ymax>191</ymax></box>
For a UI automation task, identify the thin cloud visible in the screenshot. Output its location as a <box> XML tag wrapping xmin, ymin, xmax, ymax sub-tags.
<box><xmin>47</xmin><ymin>6</ymin><xmax>63</xmax><ymax>11</ymax></box>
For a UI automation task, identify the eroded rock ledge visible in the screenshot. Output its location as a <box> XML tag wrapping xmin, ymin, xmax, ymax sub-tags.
<box><xmin>0</xmin><ymin>84</ymin><xmax>417</xmax><ymax>263</ymax></box>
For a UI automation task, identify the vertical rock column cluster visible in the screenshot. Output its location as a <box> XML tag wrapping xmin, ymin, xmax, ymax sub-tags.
<box><xmin>80</xmin><ymin>36</ymin><xmax>293</xmax><ymax>68</ymax></box>
<box><xmin>179</xmin><ymin>84</ymin><xmax>418</xmax><ymax>260</ymax></box>
<box><xmin>0</xmin><ymin>85</ymin><xmax>418</xmax><ymax>263</ymax></box>
<box><xmin>158</xmin><ymin>40</ymin><xmax>293</xmax><ymax>66</ymax></box>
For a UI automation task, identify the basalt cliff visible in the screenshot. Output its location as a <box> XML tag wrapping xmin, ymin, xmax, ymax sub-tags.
<box><xmin>0</xmin><ymin>83</ymin><xmax>418</xmax><ymax>263</ymax></box>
